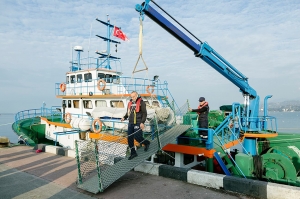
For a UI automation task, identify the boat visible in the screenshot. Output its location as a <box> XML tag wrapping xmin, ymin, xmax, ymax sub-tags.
<box><xmin>13</xmin><ymin>16</ymin><xmax>177</xmax><ymax>150</ymax></box>
<box><xmin>11</xmin><ymin>1</ymin><xmax>300</xmax><ymax>194</ymax></box>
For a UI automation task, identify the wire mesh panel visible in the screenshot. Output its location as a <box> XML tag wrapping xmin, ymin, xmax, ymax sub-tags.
<box><xmin>76</xmin><ymin>140</ymin><xmax>100</xmax><ymax>193</ymax></box>
<box><xmin>76</xmin><ymin>125</ymin><xmax>191</xmax><ymax>194</ymax></box>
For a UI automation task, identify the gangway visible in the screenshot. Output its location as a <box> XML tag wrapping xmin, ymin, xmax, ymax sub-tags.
<box><xmin>76</xmin><ymin>124</ymin><xmax>190</xmax><ymax>194</ymax></box>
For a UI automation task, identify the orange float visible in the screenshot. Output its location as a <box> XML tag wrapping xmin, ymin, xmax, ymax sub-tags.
<box><xmin>59</xmin><ymin>83</ymin><xmax>66</xmax><ymax>92</ymax></box>
<box><xmin>92</xmin><ymin>118</ymin><xmax>102</xmax><ymax>133</ymax></box>
<box><xmin>97</xmin><ymin>79</ymin><xmax>106</xmax><ymax>91</ymax></box>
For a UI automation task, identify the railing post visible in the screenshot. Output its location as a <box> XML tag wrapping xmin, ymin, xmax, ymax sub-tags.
<box><xmin>206</xmin><ymin>129</ymin><xmax>214</xmax><ymax>149</ymax></box>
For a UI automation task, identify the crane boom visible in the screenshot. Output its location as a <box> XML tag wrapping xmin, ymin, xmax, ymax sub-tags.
<box><xmin>135</xmin><ymin>2</ymin><xmax>257</xmax><ymax>98</ymax></box>
<box><xmin>135</xmin><ymin>1</ymin><xmax>263</xmax><ymax>132</ymax></box>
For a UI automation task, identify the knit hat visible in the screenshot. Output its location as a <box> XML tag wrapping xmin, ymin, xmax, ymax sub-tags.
<box><xmin>199</xmin><ymin>97</ymin><xmax>205</xmax><ymax>102</ymax></box>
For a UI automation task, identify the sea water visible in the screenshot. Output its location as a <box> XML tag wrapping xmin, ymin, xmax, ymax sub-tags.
<box><xmin>0</xmin><ymin>113</ymin><xmax>18</xmax><ymax>143</ymax></box>
<box><xmin>269</xmin><ymin>111</ymin><xmax>300</xmax><ymax>133</ymax></box>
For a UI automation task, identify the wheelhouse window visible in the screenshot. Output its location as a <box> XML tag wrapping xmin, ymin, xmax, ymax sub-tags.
<box><xmin>73</xmin><ymin>100</ymin><xmax>79</xmax><ymax>108</ymax></box>
<box><xmin>112</xmin><ymin>75</ymin><xmax>120</xmax><ymax>84</ymax></box>
<box><xmin>98</xmin><ymin>73</ymin><xmax>105</xmax><ymax>79</ymax></box>
<box><xmin>83</xmin><ymin>100</ymin><xmax>93</xmax><ymax>109</ymax></box>
<box><xmin>105</xmin><ymin>74</ymin><xmax>112</xmax><ymax>83</ymax></box>
<box><xmin>70</xmin><ymin>75</ymin><xmax>75</xmax><ymax>83</ymax></box>
<box><xmin>110</xmin><ymin>100</ymin><xmax>124</xmax><ymax>108</ymax></box>
<box><xmin>84</xmin><ymin>73</ymin><xmax>92</xmax><ymax>82</ymax></box>
<box><xmin>62</xmin><ymin>100</ymin><xmax>66</xmax><ymax>108</ymax></box>
<box><xmin>95</xmin><ymin>100</ymin><xmax>107</xmax><ymax>107</ymax></box>
<box><xmin>77</xmin><ymin>74</ymin><xmax>82</xmax><ymax>83</ymax></box>
<box><xmin>66</xmin><ymin>76</ymin><xmax>70</xmax><ymax>84</ymax></box>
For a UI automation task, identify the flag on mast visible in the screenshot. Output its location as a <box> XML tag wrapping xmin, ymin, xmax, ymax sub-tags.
<box><xmin>113</xmin><ymin>26</ymin><xmax>129</xmax><ymax>41</ymax></box>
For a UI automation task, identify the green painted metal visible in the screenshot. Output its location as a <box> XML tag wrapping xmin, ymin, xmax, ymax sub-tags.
<box><xmin>262</xmin><ymin>152</ymin><xmax>297</xmax><ymax>182</ymax></box>
<box><xmin>258</xmin><ymin>134</ymin><xmax>300</xmax><ymax>154</ymax></box>
<box><xmin>235</xmin><ymin>153</ymin><xmax>253</xmax><ymax>177</ymax></box>
<box><xmin>206</xmin><ymin>157</ymin><xmax>213</xmax><ymax>172</ymax></box>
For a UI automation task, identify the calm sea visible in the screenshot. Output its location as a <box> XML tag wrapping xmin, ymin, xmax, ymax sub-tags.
<box><xmin>0</xmin><ymin>113</ymin><xmax>18</xmax><ymax>143</ymax></box>
<box><xmin>0</xmin><ymin>112</ymin><xmax>299</xmax><ymax>143</ymax></box>
<box><xmin>269</xmin><ymin>111</ymin><xmax>300</xmax><ymax>133</ymax></box>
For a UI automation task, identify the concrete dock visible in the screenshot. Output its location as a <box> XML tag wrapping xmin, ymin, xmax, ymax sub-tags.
<box><xmin>0</xmin><ymin>145</ymin><xmax>254</xmax><ymax>199</ymax></box>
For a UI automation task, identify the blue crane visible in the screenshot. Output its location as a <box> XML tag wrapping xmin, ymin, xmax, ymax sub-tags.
<box><xmin>135</xmin><ymin>0</ymin><xmax>274</xmax><ymax>155</ymax></box>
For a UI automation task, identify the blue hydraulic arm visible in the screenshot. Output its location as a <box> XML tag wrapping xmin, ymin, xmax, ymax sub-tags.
<box><xmin>135</xmin><ymin>1</ymin><xmax>261</xmax><ymax>132</ymax></box>
<box><xmin>135</xmin><ymin>1</ymin><xmax>256</xmax><ymax>98</ymax></box>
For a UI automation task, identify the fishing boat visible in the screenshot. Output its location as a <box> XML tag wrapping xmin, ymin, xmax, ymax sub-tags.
<box><xmin>13</xmin><ymin>16</ymin><xmax>177</xmax><ymax>149</ymax></box>
<box><xmin>12</xmin><ymin>1</ymin><xmax>300</xmax><ymax>195</ymax></box>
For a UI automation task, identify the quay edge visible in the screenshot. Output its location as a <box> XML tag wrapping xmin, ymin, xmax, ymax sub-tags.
<box><xmin>34</xmin><ymin>143</ymin><xmax>300</xmax><ymax>199</ymax></box>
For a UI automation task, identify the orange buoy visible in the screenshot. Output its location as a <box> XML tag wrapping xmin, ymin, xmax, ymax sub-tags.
<box><xmin>92</xmin><ymin>118</ymin><xmax>102</xmax><ymax>133</ymax></box>
<box><xmin>59</xmin><ymin>83</ymin><xmax>66</xmax><ymax>92</ymax></box>
<box><xmin>65</xmin><ymin>112</ymin><xmax>72</xmax><ymax>124</ymax></box>
<box><xmin>97</xmin><ymin>79</ymin><xmax>106</xmax><ymax>91</ymax></box>
<box><xmin>146</xmin><ymin>85</ymin><xmax>154</xmax><ymax>94</ymax></box>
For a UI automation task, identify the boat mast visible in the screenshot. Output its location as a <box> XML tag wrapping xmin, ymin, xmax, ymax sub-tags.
<box><xmin>95</xmin><ymin>15</ymin><xmax>121</xmax><ymax>70</ymax></box>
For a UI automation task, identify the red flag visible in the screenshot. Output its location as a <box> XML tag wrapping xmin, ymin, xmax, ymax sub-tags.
<box><xmin>113</xmin><ymin>26</ymin><xmax>129</xmax><ymax>41</ymax></box>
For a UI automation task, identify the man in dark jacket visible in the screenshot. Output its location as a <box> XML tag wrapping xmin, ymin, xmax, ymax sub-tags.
<box><xmin>121</xmin><ymin>91</ymin><xmax>150</xmax><ymax>160</ymax></box>
<box><xmin>189</xmin><ymin>97</ymin><xmax>209</xmax><ymax>139</ymax></box>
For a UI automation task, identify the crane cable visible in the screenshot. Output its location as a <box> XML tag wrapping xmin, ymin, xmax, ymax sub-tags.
<box><xmin>132</xmin><ymin>17</ymin><xmax>148</xmax><ymax>74</ymax></box>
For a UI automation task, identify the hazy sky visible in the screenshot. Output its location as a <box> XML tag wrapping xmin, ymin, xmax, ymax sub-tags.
<box><xmin>0</xmin><ymin>0</ymin><xmax>300</xmax><ymax>113</ymax></box>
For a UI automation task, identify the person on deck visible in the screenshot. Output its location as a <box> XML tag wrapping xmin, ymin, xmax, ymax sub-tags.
<box><xmin>189</xmin><ymin>97</ymin><xmax>210</xmax><ymax>139</ymax></box>
<box><xmin>121</xmin><ymin>91</ymin><xmax>150</xmax><ymax>160</ymax></box>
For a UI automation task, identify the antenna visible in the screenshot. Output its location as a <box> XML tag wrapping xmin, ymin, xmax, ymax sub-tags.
<box><xmin>73</xmin><ymin>46</ymin><xmax>83</xmax><ymax>71</ymax></box>
<box><xmin>88</xmin><ymin>22</ymin><xmax>93</xmax><ymax>69</ymax></box>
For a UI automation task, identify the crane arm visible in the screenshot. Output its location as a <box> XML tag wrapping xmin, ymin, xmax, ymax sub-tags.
<box><xmin>135</xmin><ymin>1</ymin><xmax>257</xmax><ymax>98</ymax></box>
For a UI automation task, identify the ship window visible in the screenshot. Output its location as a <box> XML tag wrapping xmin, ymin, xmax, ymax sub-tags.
<box><xmin>84</xmin><ymin>73</ymin><xmax>92</xmax><ymax>82</ymax></box>
<box><xmin>112</xmin><ymin>75</ymin><xmax>120</xmax><ymax>84</ymax></box>
<box><xmin>77</xmin><ymin>74</ymin><xmax>82</xmax><ymax>83</ymax></box>
<box><xmin>95</xmin><ymin>100</ymin><xmax>107</xmax><ymax>107</ymax></box>
<box><xmin>110</xmin><ymin>100</ymin><xmax>124</xmax><ymax>108</ymax></box>
<box><xmin>98</xmin><ymin>73</ymin><xmax>105</xmax><ymax>79</ymax></box>
<box><xmin>62</xmin><ymin>100</ymin><xmax>66</xmax><ymax>108</ymax></box>
<box><xmin>83</xmin><ymin>100</ymin><xmax>93</xmax><ymax>109</ymax></box>
<box><xmin>68</xmin><ymin>100</ymin><xmax>71</xmax><ymax>108</ymax></box>
<box><xmin>73</xmin><ymin>100</ymin><xmax>79</xmax><ymax>108</ymax></box>
<box><xmin>70</xmin><ymin>75</ymin><xmax>75</xmax><ymax>83</ymax></box>
<box><xmin>66</xmin><ymin>76</ymin><xmax>70</xmax><ymax>84</ymax></box>
<box><xmin>105</xmin><ymin>74</ymin><xmax>112</xmax><ymax>83</ymax></box>
<box><xmin>152</xmin><ymin>101</ymin><xmax>160</xmax><ymax>107</ymax></box>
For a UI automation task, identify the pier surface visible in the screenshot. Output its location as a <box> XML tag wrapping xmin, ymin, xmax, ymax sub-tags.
<box><xmin>0</xmin><ymin>146</ymin><xmax>252</xmax><ymax>199</ymax></box>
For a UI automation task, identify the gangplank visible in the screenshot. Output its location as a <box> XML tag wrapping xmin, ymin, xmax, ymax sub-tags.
<box><xmin>76</xmin><ymin>124</ymin><xmax>190</xmax><ymax>194</ymax></box>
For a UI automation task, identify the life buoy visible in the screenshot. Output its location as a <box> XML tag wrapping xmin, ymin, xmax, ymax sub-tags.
<box><xmin>97</xmin><ymin>79</ymin><xmax>106</xmax><ymax>91</ymax></box>
<box><xmin>65</xmin><ymin>112</ymin><xmax>71</xmax><ymax>124</ymax></box>
<box><xmin>60</xmin><ymin>83</ymin><xmax>66</xmax><ymax>92</ymax></box>
<box><xmin>146</xmin><ymin>85</ymin><xmax>154</xmax><ymax>94</ymax></box>
<box><xmin>92</xmin><ymin>118</ymin><xmax>102</xmax><ymax>133</ymax></box>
